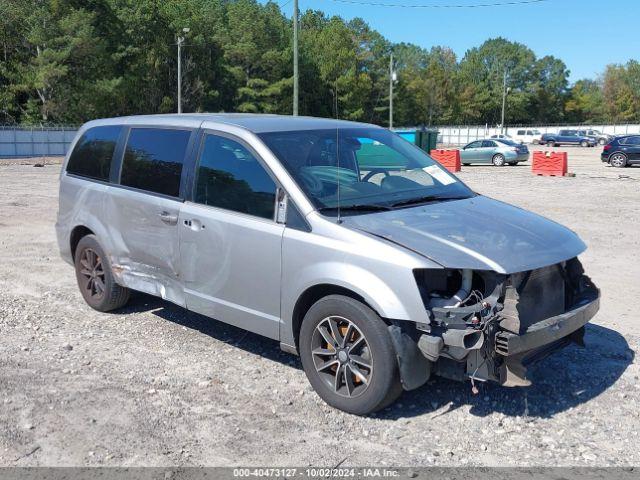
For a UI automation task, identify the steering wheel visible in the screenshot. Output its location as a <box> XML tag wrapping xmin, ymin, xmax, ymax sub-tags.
<box><xmin>299</xmin><ymin>169</ymin><xmax>324</xmax><ymax>195</ymax></box>
<box><xmin>362</xmin><ymin>168</ymin><xmax>391</xmax><ymax>182</ymax></box>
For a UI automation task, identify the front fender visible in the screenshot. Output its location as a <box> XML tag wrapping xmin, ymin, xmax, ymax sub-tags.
<box><xmin>297</xmin><ymin>262</ymin><xmax>412</xmax><ymax>320</ymax></box>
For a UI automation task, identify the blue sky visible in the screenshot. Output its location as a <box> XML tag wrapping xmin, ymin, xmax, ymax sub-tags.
<box><xmin>278</xmin><ymin>0</ymin><xmax>640</xmax><ymax>83</ymax></box>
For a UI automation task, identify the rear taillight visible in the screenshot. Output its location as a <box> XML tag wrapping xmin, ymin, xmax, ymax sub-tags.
<box><xmin>604</xmin><ymin>144</ymin><xmax>611</xmax><ymax>151</ymax></box>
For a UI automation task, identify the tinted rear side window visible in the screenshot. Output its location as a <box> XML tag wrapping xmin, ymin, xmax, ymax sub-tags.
<box><xmin>195</xmin><ymin>134</ymin><xmax>276</xmax><ymax>219</ymax></box>
<box><xmin>66</xmin><ymin>126</ymin><xmax>122</xmax><ymax>181</ymax></box>
<box><xmin>120</xmin><ymin>128</ymin><xmax>191</xmax><ymax>197</ymax></box>
<box><xmin>622</xmin><ymin>136</ymin><xmax>640</xmax><ymax>145</ymax></box>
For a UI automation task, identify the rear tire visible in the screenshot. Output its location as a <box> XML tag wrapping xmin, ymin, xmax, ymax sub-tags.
<box><xmin>74</xmin><ymin>235</ymin><xmax>130</xmax><ymax>312</ymax></box>
<box><xmin>462</xmin><ymin>163</ymin><xmax>471</xmax><ymax>166</ymax></box>
<box><xmin>546</xmin><ymin>140</ymin><xmax>555</xmax><ymax>147</ymax></box>
<box><xmin>492</xmin><ymin>154</ymin><xmax>505</xmax><ymax>166</ymax></box>
<box><xmin>299</xmin><ymin>295</ymin><xmax>401</xmax><ymax>415</ymax></box>
<box><xmin>598</xmin><ymin>138</ymin><xmax>606</xmax><ymax>145</ymax></box>
<box><xmin>580</xmin><ymin>140</ymin><xmax>588</xmax><ymax>147</ymax></box>
<box><xmin>609</xmin><ymin>153</ymin><xmax>628</xmax><ymax>168</ymax></box>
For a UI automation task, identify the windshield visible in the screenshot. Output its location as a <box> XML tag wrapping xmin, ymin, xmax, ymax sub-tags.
<box><xmin>259</xmin><ymin>128</ymin><xmax>474</xmax><ymax>214</ymax></box>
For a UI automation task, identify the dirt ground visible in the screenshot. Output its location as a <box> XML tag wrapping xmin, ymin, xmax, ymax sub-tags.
<box><xmin>1</xmin><ymin>145</ymin><xmax>639</xmax><ymax>467</ymax></box>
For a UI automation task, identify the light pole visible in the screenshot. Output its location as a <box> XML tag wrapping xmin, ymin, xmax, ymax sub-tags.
<box><xmin>292</xmin><ymin>0</ymin><xmax>299</xmax><ymax>116</ymax></box>
<box><xmin>177</xmin><ymin>27</ymin><xmax>190</xmax><ymax>114</ymax></box>
<box><xmin>389</xmin><ymin>53</ymin><xmax>397</xmax><ymax>128</ymax></box>
<box><xmin>500</xmin><ymin>69</ymin><xmax>509</xmax><ymax>134</ymax></box>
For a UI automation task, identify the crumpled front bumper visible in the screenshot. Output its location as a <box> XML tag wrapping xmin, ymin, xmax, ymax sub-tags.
<box><xmin>495</xmin><ymin>285</ymin><xmax>600</xmax><ymax>386</ymax></box>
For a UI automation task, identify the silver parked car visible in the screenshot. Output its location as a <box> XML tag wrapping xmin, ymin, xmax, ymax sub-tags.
<box><xmin>56</xmin><ymin>114</ymin><xmax>599</xmax><ymax>415</ymax></box>
<box><xmin>460</xmin><ymin>139</ymin><xmax>529</xmax><ymax>166</ymax></box>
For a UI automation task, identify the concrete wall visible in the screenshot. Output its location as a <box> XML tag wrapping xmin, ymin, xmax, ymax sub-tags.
<box><xmin>0</xmin><ymin>127</ymin><xmax>78</xmax><ymax>158</ymax></box>
<box><xmin>424</xmin><ymin>124</ymin><xmax>640</xmax><ymax>146</ymax></box>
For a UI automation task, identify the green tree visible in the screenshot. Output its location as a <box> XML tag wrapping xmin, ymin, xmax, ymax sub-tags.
<box><xmin>602</xmin><ymin>60</ymin><xmax>640</xmax><ymax>122</ymax></box>
<box><xmin>565</xmin><ymin>79</ymin><xmax>604</xmax><ymax>123</ymax></box>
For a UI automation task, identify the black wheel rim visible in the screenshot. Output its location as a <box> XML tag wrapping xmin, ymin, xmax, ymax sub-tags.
<box><xmin>79</xmin><ymin>248</ymin><xmax>106</xmax><ymax>300</ymax></box>
<box><xmin>311</xmin><ymin>316</ymin><xmax>373</xmax><ymax>398</ymax></box>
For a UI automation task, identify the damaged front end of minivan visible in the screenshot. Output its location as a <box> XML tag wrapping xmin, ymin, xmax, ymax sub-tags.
<box><xmin>389</xmin><ymin>257</ymin><xmax>600</xmax><ymax>390</ymax></box>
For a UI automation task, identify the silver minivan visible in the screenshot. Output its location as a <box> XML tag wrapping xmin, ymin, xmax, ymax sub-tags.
<box><xmin>56</xmin><ymin>114</ymin><xmax>600</xmax><ymax>415</ymax></box>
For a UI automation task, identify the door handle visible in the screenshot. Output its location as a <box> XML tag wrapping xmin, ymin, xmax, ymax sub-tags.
<box><xmin>158</xmin><ymin>211</ymin><xmax>178</xmax><ymax>225</ymax></box>
<box><xmin>183</xmin><ymin>218</ymin><xmax>205</xmax><ymax>231</ymax></box>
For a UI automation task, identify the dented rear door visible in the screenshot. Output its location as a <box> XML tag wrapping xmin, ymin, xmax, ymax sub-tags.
<box><xmin>105</xmin><ymin>126</ymin><xmax>197</xmax><ymax>307</ymax></box>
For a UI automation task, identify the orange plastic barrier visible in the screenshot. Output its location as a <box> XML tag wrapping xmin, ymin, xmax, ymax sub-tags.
<box><xmin>532</xmin><ymin>151</ymin><xmax>568</xmax><ymax>177</ymax></box>
<box><xmin>430</xmin><ymin>149</ymin><xmax>461</xmax><ymax>173</ymax></box>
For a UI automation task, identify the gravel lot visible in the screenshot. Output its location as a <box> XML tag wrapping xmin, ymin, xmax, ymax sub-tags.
<box><xmin>1</xmin><ymin>146</ymin><xmax>639</xmax><ymax>467</ymax></box>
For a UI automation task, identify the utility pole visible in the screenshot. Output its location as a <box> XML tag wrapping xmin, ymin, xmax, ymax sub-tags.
<box><xmin>389</xmin><ymin>53</ymin><xmax>394</xmax><ymax>129</ymax></box>
<box><xmin>292</xmin><ymin>0</ymin><xmax>299</xmax><ymax>116</ymax></box>
<box><xmin>500</xmin><ymin>68</ymin><xmax>508</xmax><ymax>134</ymax></box>
<box><xmin>177</xmin><ymin>28</ymin><xmax>189</xmax><ymax>114</ymax></box>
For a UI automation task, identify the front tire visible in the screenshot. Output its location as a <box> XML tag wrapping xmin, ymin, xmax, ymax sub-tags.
<box><xmin>598</xmin><ymin>138</ymin><xmax>606</xmax><ymax>145</ymax></box>
<box><xmin>546</xmin><ymin>140</ymin><xmax>555</xmax><ymax>147</ymax></box>
<box><xmin>580</xmin><ymin>140</ymin><xmax>589</xmax><ymax>147</ymax></box>
<box><xmin>609</xmin><ymin>153</ymin><xmax>628</xmax><ymax>168</ymax></box>
<box><xmin>74</xmin><ymin>235</ymin><xmax>130</xmax><ymax>312</ymax></box>
<box><xmin>492</xmin><ymin>154</ymin><xmax>506</xmax><ymax>166</ymax></box>
<box><xmin>299</xmin><ymin>295</ymin><xmax>401</xmax><ymax>415</ymax></box>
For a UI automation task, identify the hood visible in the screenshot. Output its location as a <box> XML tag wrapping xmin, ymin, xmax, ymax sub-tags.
<box><xmin>341</xmin><ymin>196</ymin><xmax>586</xmax><ymax>274</ymax></box>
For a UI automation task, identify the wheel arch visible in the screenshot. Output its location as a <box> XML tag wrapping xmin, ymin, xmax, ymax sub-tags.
<box><xmin>609</xmin><ymin>150</ymin><xmax>627</xmax><ymax>159</ymax></box>
<box><xmin>290</xmin><ymin>284</ymin><xmax>386</xmax><ymax>352</ymax></box>
<box><xmin>70</xmin><ymin>225</ymin><xmax>95</xmax><ymax>261</ymax></box>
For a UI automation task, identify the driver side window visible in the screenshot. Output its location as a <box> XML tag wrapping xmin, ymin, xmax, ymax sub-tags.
<box><xmin>466</xmin><ymin>141</ymin><xmax>483</xmax><ymax>149</ymax></box>
<box><xmin>194</xmin><ymin>134</ymin><xmax>277</xmax><ymax>220</ymax></box>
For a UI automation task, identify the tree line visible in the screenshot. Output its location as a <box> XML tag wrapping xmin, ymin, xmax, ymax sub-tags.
<box><xmin>1</xmin><ymin>0</ymin><xmax>639</xmax><ymax>127</ymax></box>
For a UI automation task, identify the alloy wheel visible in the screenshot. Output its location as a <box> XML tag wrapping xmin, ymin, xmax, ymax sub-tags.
<box><xmin>79</xmin><ymin>248</ymin><xmax>106</xmax><ymax>300</ymax></box>
<box><xmin>610</xmin><ymin>154</ymin><xmax>627</xmax><ymax>168</ymax></box>
<box><xmin>492</xmin><ymin>154</ymin><xmax>505</xmax><ymax>166</ymax></box>
<box><xmin>310</xmin><ymin>316</ymin><xmax>373</xmax><ymax>398</ymax></box>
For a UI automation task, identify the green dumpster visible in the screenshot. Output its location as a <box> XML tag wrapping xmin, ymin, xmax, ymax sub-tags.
<box><xmin>414</xmin><ymin>128</ymin><xmax>439</xmax><ymax>153</ymax></box>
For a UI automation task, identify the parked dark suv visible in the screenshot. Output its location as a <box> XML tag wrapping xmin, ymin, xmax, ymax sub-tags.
<box><xmin>601</xmin><ymin>135</ymin><xmax>640</xmax><ymax>168</ymax></box>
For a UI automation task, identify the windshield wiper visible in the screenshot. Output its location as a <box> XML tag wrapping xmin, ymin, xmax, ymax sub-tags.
<box><xmin>390</xmin><ymin>195</ymin><xmax>468</xmax><ymax>208</ymax></box>
<box><xmin>318</xmin><ymin>203</ymin><xmax>393</xmax><ymax>213</ymax></box>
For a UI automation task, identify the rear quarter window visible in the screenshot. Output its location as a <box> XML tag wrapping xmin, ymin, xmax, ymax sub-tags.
<box><xmin>120</xmin><ymin>128</ymin><xmax>192</xmax><ymax>197</ymax></box>
<box><xmin>66</xmin><ymin>126</ymin><xmax>122</xmax><ymax>181</ymax></box>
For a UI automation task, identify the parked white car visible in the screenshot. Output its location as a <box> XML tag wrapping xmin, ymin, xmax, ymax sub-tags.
<box><xmin>511</xmin><ymin>128</ymin><xmax>542</xmax><ymax>144</ymax></box>
<box><xmin>490</xmin><ymin>134</ymin><xmax>513</xmax><ymax>141</ymax></box>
